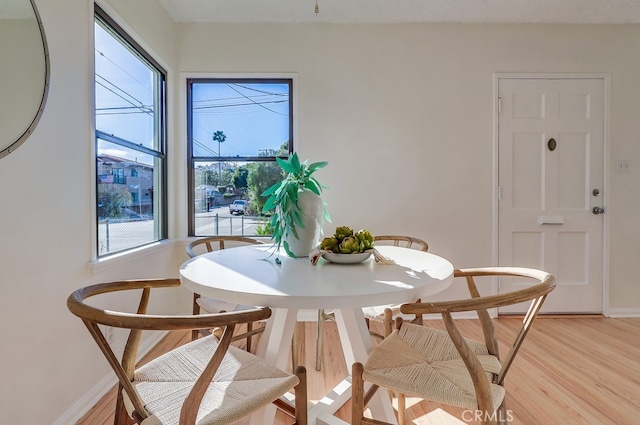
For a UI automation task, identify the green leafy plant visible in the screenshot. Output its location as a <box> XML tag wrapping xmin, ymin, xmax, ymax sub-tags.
<box><xmin>261</xmin><ymin>153</ymin><xmax>331</xmax><ymax>261</ymax></box>
<box><xmin>254</xmin><ymin>218</ymin><xmax>274</xmax><ymax>235</ymax></box>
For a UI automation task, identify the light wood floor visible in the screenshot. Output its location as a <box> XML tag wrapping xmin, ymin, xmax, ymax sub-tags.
<box><xmin>76</xmin><ymin>316</ymin><xmax>640</xmax><ymax>425</ymax></box>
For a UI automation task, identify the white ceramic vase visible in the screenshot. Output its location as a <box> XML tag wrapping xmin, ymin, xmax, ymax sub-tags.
<box><xmin>285</xmin><ymin>190</ymin><xmax>324</xmax><ymax>257</ymax></box>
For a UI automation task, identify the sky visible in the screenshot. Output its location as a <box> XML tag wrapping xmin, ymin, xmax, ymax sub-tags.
<box><xmin>94</xmin><ymin>19</ymin><xmax>291</xmax><ymax>165</ymax></box>
<box><xmin>191</xmin><ymin>81</ymin><xmax>290</xmax><ymax>158</ymax></box>
<box><xmin>95</xmin><ymin>20</ymin><xmax>155</xmax><ymax>165</ymax></box>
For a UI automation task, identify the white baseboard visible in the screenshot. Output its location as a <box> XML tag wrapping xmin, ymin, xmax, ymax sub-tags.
<box><xmin>53</xmin><ymin>331</ymin><xmax>167</xmax><ymax>425</ymax></box>
<box><xmin>53</xmin><ymin>370</ymin><xmax>117</xmax><ymax>425</ymax></box>
<box><xmin>606</xmin><ymin>308</ymin><xmax>640</xmax><ymax>318</ymax></box>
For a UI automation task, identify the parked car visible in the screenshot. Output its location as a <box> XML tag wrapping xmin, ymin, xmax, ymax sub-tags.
<box><xmin>229</xmin><ymin>199</ymin><xmax>249</xmax><ymax>215</ymax></box>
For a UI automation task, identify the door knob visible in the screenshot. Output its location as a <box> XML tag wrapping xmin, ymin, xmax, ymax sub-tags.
<box><xmin>592</xmin><ymin>206</ymin><xmax>606</xmax><ymax>215</ymax></box>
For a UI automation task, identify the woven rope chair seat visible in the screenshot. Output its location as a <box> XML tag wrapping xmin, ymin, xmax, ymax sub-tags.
<box><xmin>363</xmin><ymin>323</ymin><xmax>505</xmax><ymax>411</ymax></box>
<box><xmin>122</xmin><ymin>335</ymin><xmax>299</xmax><ymax>425</ymax></box>
<box><xmin>362</xmin><ymin>304</ymin><xmax>414</xmax><ymax>321</ymax></box>
<box><xmin>195</xmin><ymin>297</ymin><xmax>262</xmax><ymax>314</ymax></box>
<box><xmin>362</xmin><ymin>305</ymin><xmax>387</xmax><ymax>318</ymax></box>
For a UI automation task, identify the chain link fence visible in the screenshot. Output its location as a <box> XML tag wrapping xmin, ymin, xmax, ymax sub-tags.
<box><xmin>194</xmin><ymin>214</ymin><xmax>270</xmax><ymax>237</ymax></box>
<box><xmin>99</xmin><ymin>214</ymin><xmax>273</xmax><ymax>256</ymax></box>
<box><xmin>98</xmin><ymin>218</ymin><xmax>156</xmax><ymax>256</ymax></box>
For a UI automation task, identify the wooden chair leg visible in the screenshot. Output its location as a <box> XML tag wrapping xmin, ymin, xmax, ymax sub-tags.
<box><xmin>316</xmin><ymin>309</ymin><xmax>324</xmax><ymax>371</ymax></box>
<box><xmin>246</xmin><ymin>322</ymin><xmax>253</xmax><ymax>352</ymax></box>
<box><xmin>291</xmin><ymin>327</ymin><xmax>298</xmax><ymax>370</ymax></box>
<box><xmin>397</xmin><ymin>393</ymin><xmax>406</xmax><ymax>425</ymax></box>
<box><xmin>191</xmin><ymin>293</ymin><xmax>201</xmax><ymax>341</ymax></box>
<box><xmin>498</xmin><ymin>401</ymin><xmax>508</xmax><ymax>425</ymax></box>
<box><xmin>382</xmin><ymin>309</ymin><xmax>396</xmax><ymax>400</ymax></box>
<box><xmin>412</xmin><ymin>298</ymin><xmax>423</xmax><ymax>326</ymax></box>
<box><xmin>294</xmin><ymin>365</ymin><xmax>308</xmax><ymax>425</ymax></box>
<box><xmin>383</xmin><ymin>308</ymin><xmax>393</xmax><ymax>337</ymax></box>
<box><xmin>114</xmin><ymin>386</ymin><xmax>134</xmax><ymax>425</ymax></box>
<box><xmin>351</xmin><ymin>362</ymin><xmax>365</xmax><ymax>425</ymax></box>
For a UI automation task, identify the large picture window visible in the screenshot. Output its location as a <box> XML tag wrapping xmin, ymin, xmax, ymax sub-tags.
<box><xmin>94</xmin><ymin>5</ymin><xmax>167</xmax><ymax>256</ymax></box>
<box><xmin>187</xmin><ymin>78</ymin><xmax>293</xmax><ymax>236</ymax></box>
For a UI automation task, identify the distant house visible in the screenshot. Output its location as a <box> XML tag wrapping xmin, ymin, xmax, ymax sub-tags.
<box><xmin>97</xmin><ymin>154</ymin><xmax>154</xmax><ymax>216</ymax></box>
<box><xmin>194</xmin><ymin>184</ymin><xmax>222</xmax><ymax>212</ymax></box>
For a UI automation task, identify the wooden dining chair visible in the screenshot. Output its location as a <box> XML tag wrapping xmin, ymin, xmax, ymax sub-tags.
<box><xmin>67</xmin><ymin>278</ymin><xmax>308</xmax><ymax>425</ymax></box>
<box><xmin>351</xmin><ymin>267</ymin><xmax>556</xmax><ymax>425</ymax></box>
<box><xmin>315</xmin><ymin>235</ymin><xmax>429</xmax><ymax>371</ymax></box>
<box><xmin>187</xmin><ymin>236</ymin><xmax>265</xmax><ymax>349</ymax></box>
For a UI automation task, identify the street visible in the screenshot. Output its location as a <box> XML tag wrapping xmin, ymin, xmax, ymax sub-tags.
<box><xmin>195</xmin><ymin>206</ymin><xmax>266</xmax><ymax>236</ymax></box>
<box><xmin>98</xmin><ymin>206</ymin><xmax>269</xmax><ymax>255</ymax></box>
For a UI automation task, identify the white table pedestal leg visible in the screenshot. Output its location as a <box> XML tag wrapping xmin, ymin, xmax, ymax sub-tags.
<box><xmin>249</xmin><ymin>308</ymin><xmax>299</xmax><ymax>425</ymax></box>
<box><xmin>332</xmin><ymin>309</ymin><xmax>397</xmax><ymax>424</ymax></box>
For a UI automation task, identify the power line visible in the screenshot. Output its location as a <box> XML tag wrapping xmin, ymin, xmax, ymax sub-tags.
<box><xmin>96</xmin><ymin>74</ymin><xmax>152</xmax><ymax>116</ymax></box>
<box><xmin>226</xmin><ymin>84</ymin><xmax>288</xmax><ymax>116</ymax></box>
<box><xmin>95</xmin><ymin>47</ymin><xmax>151</xmax><ymax>93</ymax></box>
<box><xmin>97</xmin><ymin>110</ymin><xmax>152</xmax><ymax>116</ymax></box>
<box><xmin>192</xmin><ymin>99</ymin><xmax>287</xmax><ymax>110</ymax></box>
<box><xmin>193</xmin><ymin>137</ymin><xmax>218</xmax><ymax>156</ymax></box>
<box><xmin>193</xmin><ymin>124</ymin><xmax>245</xmax><ymax>157</ymax></box>
<box><xmin>192</xmin><ymin>92</ymin><xmax>280</xmax><ymax>104</ymax></box>
<box><xmin>231</xmin><ymin>83</ymin><xmax>289</xmax><ymax>97</ymax></box>
<box><xmin>96</xmin><ymin>106</ymin><xmax>154</xmax><ymax>116</ymax></box>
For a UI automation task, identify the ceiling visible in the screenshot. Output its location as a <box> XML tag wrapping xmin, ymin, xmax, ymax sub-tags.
<box><xmin>157</xmin><ymin>0</ymin><xmax>640</xmax><ymax>24</ymax></box>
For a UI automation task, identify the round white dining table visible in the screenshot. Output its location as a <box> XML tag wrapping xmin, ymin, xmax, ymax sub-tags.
<box><xmin>179</xmin><ymin>244</ymin><xmax>454</xmax><ymax>425</ymax></box>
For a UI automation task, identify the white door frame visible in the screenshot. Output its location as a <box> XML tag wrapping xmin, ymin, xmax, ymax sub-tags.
<box><xmin>492</xmin><ymin>72</ymin><xmax>611</xmax><ymax>316</ymax></box>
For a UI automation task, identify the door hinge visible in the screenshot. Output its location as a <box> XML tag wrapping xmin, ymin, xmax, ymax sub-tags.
<box><xmin>498</xmin><ymin>96</ymin><xmax>502</xmax><ymax>114</ymax></box>
<box><xmin>498</xmin><ymin>185</ymin><xmax>502</xmax><ymax>201</ymax></box>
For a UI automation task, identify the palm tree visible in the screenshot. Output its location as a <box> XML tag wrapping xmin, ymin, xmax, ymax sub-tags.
<box><xmin>212</xmin><ymin>130</ymin><xmax>226</xmax><ymax>185</ymax></box>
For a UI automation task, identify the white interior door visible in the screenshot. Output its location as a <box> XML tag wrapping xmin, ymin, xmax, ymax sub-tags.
<box><xmin>498</xmin><ymin>77</ymin><xmax>605</xmax><ymax>314</ymax></box>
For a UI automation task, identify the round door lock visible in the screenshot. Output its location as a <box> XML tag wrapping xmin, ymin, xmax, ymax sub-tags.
<box><xmin>592</xmin><ymin>207</ymin><xmax>606</xmax><ymax>215</ymax></box>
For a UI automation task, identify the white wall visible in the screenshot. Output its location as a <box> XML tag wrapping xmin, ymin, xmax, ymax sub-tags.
<box><xmin>0</xmin><ymin>1</ymin><xmax>185</xmax><ymax>424</ymax></box>
<box><xmin>175</xmin><ymin>22</ymin><xmax>640</xmax><ymax>307</ymax></box>
<box><xmin>1</xmin><ymin>1</ymin><xmax>640</xmax><ymax>422</ymax></box>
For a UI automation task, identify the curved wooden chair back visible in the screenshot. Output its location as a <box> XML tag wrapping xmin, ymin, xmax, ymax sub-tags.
<box><xmin>403</xmin><ymin>267</ymin><xmax>555</xmax><ymax>385</ymax></box>
<box><xmin>186</xmin><ymin>236</ymin><xmax>264</xmax><ymax>342</ymax></box>
<box><xmin>67</xmin><ymin>278</ymin><xmax>307</xmax><ymax>425</ymax></box>
<box><xmin>372</xmin><ymin>235</ymin><xmax>429</xmax><ymax>251</ymax></box>
<box><xmin>186</xmin><ymin>235</ymin><xmax>265</xmax><ymax>258</ymax></box>
<box><xmin>352</xmin><ymin>267</ymin><xmax>556</xmax><ymax>425</ymax></box>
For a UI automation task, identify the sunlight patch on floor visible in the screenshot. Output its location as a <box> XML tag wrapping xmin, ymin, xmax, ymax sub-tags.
<box><xmin>412</xmin><ymin>408</ymin><xmax>467</xmax><ymax>425</ymax></box>
<box><xmin>389</xmin><ymin>396</ymin><xmax>468</xmax><ymax>425</ymax></box>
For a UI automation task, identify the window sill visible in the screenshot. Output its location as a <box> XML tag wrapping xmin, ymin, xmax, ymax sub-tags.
<box><xmin>87</xmin><ymin>239</ymin><xmax>175</xmax><ymax>275</ymax></box>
